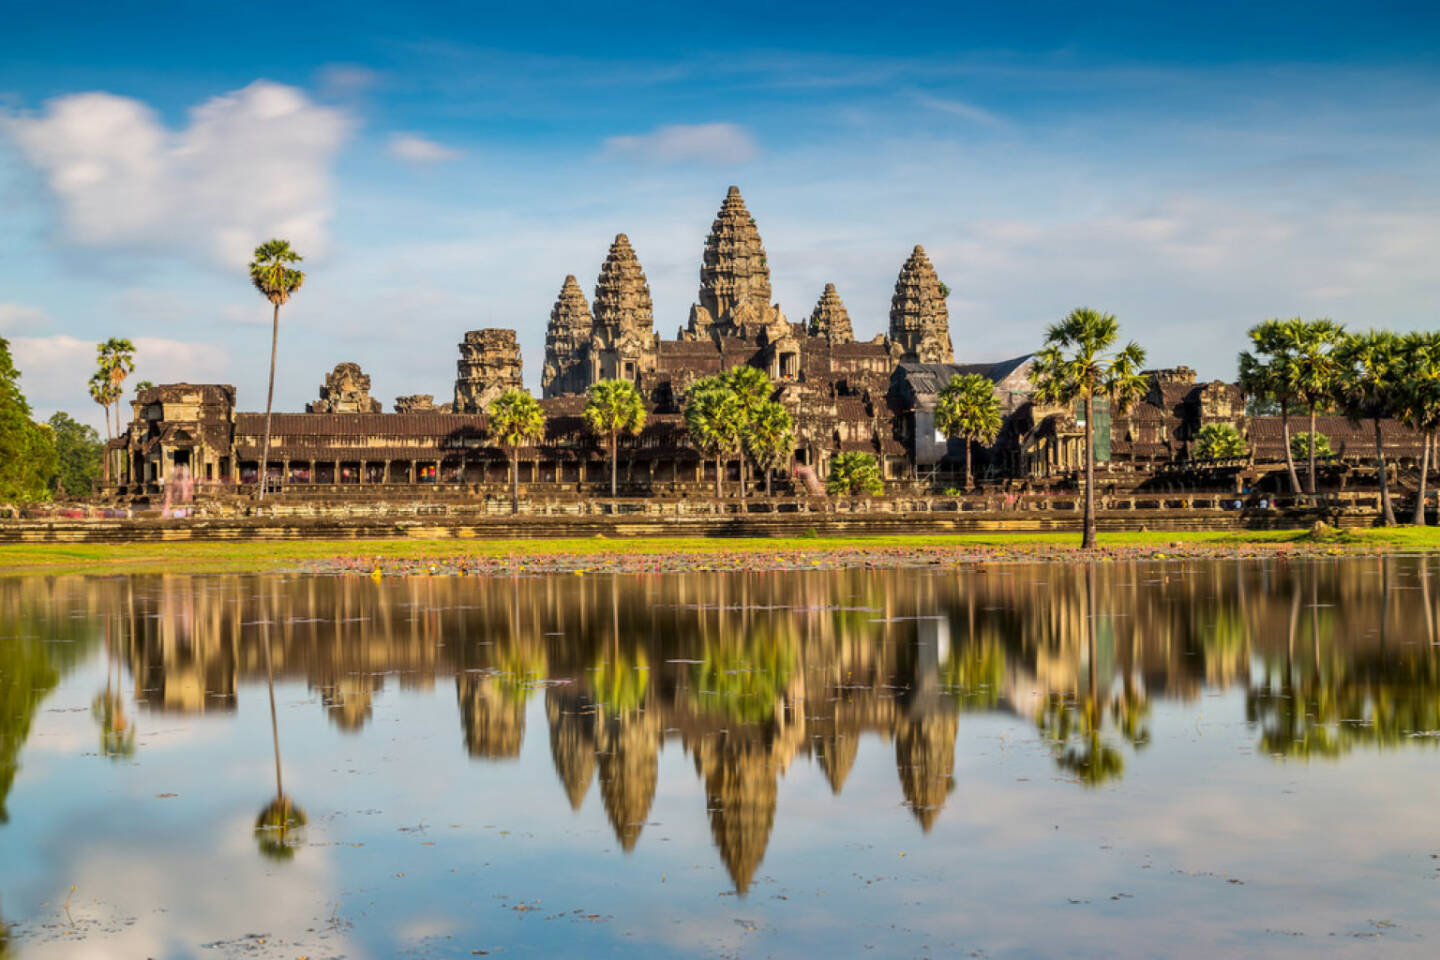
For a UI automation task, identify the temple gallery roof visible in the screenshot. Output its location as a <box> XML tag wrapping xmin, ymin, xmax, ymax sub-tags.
<box><xmin>894</xmin><ymin>356</ymin><xmax>1034</xmax><ymax>397</ymax></box>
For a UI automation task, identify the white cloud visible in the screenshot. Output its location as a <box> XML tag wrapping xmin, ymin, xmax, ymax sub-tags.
<box><xmin>0</xmin><ymin>303</ymin><xmax>49</xmax><ymax>333</ymax></box>
<box><xmin>10</xmin><ymin>334</ymin><xmax>229</xmax><ymax>426</ymax></box>
<box><xmin>602</xmin><ymin>123</ymin><xmax>758</xmax><ymax>165</ymax></box>
<box><xmin>913</xmin><ymin>93</ymin><xmax>1008</xmax><ymax>129</ymax></box>
<box><xmin>2</xmin><ymin>81</ymin><xmax>351</xmax><ymax>267</ymax></box>
<box><xmin>388</xmin><ymin>132</ymin><xmax>462</xmax><ymax>163</ymax></box>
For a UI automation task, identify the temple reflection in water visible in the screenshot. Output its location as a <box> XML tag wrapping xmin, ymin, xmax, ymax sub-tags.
<box><xmin>4</xmin><ymin>557</ymin><xmax>1440</xmax><ymax>894</ymax></box>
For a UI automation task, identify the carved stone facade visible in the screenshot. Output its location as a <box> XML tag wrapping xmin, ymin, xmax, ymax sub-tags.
<box><xmin>307</xmin><ymin>362</ymin><xmax>382</xmax><ymax>414</ymax></box>
<box><xmin>453</xmin><ymin>329</ymin><xmax>523</xmax><ymax>414</ymax></box>
<box><xmin>590</xmin><ymin>234</ymin><xmax>659</xmax><ymax>383</ymax></box>
<box><xmin>684</xmin><ymin>186</ymin><xmax>788</xmax><ymax>344</ymax></box>
<box><xmin>393</xmin><ymin>394</ymin><xmax>437</xmax><ymax>413</ymax></box>
<box><xmin>807</xmin><ymin>283</ymin><xmax>855</xmax><ymax>344</ymax></box>
<box><xmin>542</xmin><ymin>274</ymin><xmax>593</xmax><ymax>399</ymax></box>
<box><xmin>889</xmin><ymin>246</ymin><xmax>954</xmax><ymax>364</ymax></box>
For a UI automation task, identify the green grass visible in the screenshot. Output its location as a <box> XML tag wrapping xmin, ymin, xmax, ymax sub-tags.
<box><xmin>4</xmin><ymin>527</ymin><xmax>1440</xmax><ymax>577</ymax></box>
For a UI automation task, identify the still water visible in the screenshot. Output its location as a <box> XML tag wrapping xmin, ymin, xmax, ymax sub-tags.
<box><xmin>3</xmin><ymin>559</ymin><xmax>1440</xmax><ymax>958</ymax></box>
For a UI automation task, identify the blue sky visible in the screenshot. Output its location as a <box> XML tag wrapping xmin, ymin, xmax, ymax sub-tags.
<box><xmin>2</xmin><ymin>1</ymin><xmax>1438</xmax><ymax>426</ymax></box>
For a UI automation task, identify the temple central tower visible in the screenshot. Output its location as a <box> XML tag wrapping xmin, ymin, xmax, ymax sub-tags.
<box><xmin>888</xmin><ymin>245</ymin><xmax>954</xmax><ymax>363</ymax></box>
<box><xmin>686</xmin><ymin>186</ymin><xmax>788</xmax><ymax>343</ymax></box>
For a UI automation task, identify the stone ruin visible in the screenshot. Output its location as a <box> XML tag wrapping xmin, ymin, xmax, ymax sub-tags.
<box><xmin>889</xmin><ymin>245</ymin><xmax>954</xmax><ymax>364</ymax></box>
<box><xmin>684</xmin><ymin>185</ymin><xmax>789</xmax><ymax>344</ymax></box>
<box><xmin>307</xmin><ymin>362</ymin><xmax>382</xmax><ymax>414</ymax></box>
<box><xmin>393</xmin><ymin>394</ymin><xmax>438</xmax><ymax>413</ymax></box>
<box><xmin>542</xmin><ymin>275</ymin><xmax>593</xmax><ymax>397</ymax></box>
<box><xmin>589</xmin><ymin>234</ymin><xmax>659</xmax><ymax>383</ymax></box>
<box><xmin>807</xmin><ymin>283</ymin><xmax>855</xmax><ymax>344</ymax></box>
<box><xmin>453</xmin><ymin>329</ymin><xmax>523</xmax><ymax>414</ymax></box>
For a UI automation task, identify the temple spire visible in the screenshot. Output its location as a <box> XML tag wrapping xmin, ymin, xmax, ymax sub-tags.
<box><xmin>808</xmin><ymin>283</ymin><xmax>854</xmax><ymax>344</ymax></box>
<box><xmin>888</xmin><ymin>245</ymin><xmax>954</xmax><ymax>363</ymax></box>
<box><xmin>542</xmin><ymin>274</ymin><xmax>593</xmax><ymax>398</ymax></box>
<box><xmin>689</xmin><ymin>186</ymin><xmax>783</xmax><ymax>341</ymax></box>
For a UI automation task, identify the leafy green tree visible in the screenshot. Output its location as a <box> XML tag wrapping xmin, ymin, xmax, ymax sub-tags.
<box><xmin>1192</xmin><ymin>422</ymin><xmax>1247</xmax><ymax>460</ymax></box>
<box><xmin>744</xmin><ymin>400</ymin><xmax>794</xmax><ymax>496</ymax></box>
<box><xmin>1238</xmin><ymin>319</ymin><xmax>1304</xmax><ymax>494</ymax></box>
<box><xmin>133</xmin><ymin>379</ymin><xmax>155</xmax><ymax>395</ymax></box>
<box><xmin>0</xmin><ymin>338</ymin><xmax>57</xmax><ymax>503</ymax></box>
<box><xmin>95</xmin><ymin>337</ymin><xmax>135</xmax><ymax>440</ymax></box>
<box><xmin>487</xmin><ymin>389</ymin><xmax>546</xmax><ymax>514</ymax></box>
<box><xmin>1289</xmin><ymin>318</ymin><xmax>1345</xmax><ymax>495</ymax></box>
<box><xmin>826</xmin><ymin>450</ymin><xmax>883</xmax><ymax>496</ymax></box>
<box><xmin>1397</xmin><ymin>332</ymin><xmax>1440</xmax><ymax>525</ymax></box>
<box><xmin>1029</xmin><ymin>308</ymin><xmax>1147</xmax><ymax>549</ymax></box>
<box><xmin>722</xmin><ymin>365</ymin><xmax>774</xmax><ymax>497</ymax></box>
<box><xmin>248</xmin><ymin>239</ymin><xmax>306</xmax><ymax>500</ymax></box>
<box><xmin>935</xmin><ymin>373</ymin><xmax>1002</xmax><ymax>490</ymax></box>
<box><xmin>47</xmin><ymin>412</ymin><xmax>101</xmax><ymax>498</ymax></box>
<box><xmin>1289</xmin><ymin>432</ymin><xmax>1331</xmax><ymax>461</ymax></box>
<box><xmin>582</xmin><ymin>379</ymin><xmax>646</xmax><ymax>497</ymax></box>
<box><xmin>684</xmin><ymin>376</ymin><xmax>743</xmax><ymax>498</ymax></box>
<box><xmin>1334</xmin><ymin>331</ymin><xmax>1403</xmax><ymax>525</ymax></box>
<box><xmin>88</xmin><ymin>369</ymin><xmax>119</xmax><ymax>442</ymax></box>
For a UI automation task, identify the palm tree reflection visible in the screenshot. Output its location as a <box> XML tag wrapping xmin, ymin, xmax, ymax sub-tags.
<box><xmin>254</xmin><ymin>585</ymin><xmax>306</xmax><ymax>861</ymax></box>
<box><xmin>92</xmin><ymin>613</ymin><xmax>135</xmax><ymax>760</ymax></box>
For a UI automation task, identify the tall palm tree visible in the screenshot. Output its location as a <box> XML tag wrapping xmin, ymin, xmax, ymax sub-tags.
<box><xmin>743</xmin><ymin>400</ymin><xmax>794</xmax><ymax>497</ymax></box>
<box><xmin>87</xmin><ymin>370</ymin><xmax>116</xmax><ymax>441</ymax></box>
<box><xmin>486</xmin><ymin>389</ymin><xmax>546</xmax><ymax>514</ymax></box>
<box><xmin>722</xmin><ymin>365</ymin><xmax>773</xmax><ymax>498</ymax></box>
<box><xmin>248</xmin><ymin>239</ymin><xmax>306</xmax><ymax>501</ymax></box>
<box><xmin>1397</xmin><ymin>332</ymin><xmax>1440</xmax><ymax>526</ymax></box>
<box><xmin>582</xmin><ymin>379</ymin><xmax>646</xmax><ymax>497</ymax></box>
<box><xmin>935</xmin><ymin>373</ymin><xmax>1003</xmax><ymax>491</ymax></box>
<box><xmin>1334</xmin><ymin>331</ymin><xmax>1402</xmax><ymax>526</ymax></box>
<box><xmin>1289</xmin><ymin>318</ymin><xmax>1345</xmax><ymax>496</ymax></box>
<box><xmin>684</xmin><ymin>377</ymin><xmax>742</xmax><ymax>498</ymax></box>
<box><xmin>1238</xmin><ymin>319</ymin><xmax>1304</xmax><ymax>495</ymax></box>
<box><xmin>96</xmin><ymin>337</ymin><xmax>136</xmax><ymax>441</ymax></box>
<box><xmin>1028</xmin><ymin>308</ymin><xmax>1147</xmax><ymax>549</ymax></box>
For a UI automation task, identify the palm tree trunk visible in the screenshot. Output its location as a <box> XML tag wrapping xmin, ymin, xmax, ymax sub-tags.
<box><xmin>964</xmin><ymin>438</ymin><xmax>973</xmax><ymax>491</ymax></box>
<box><xmin>258</xmin><ymin>302</ymin><xmax>280</xmax><ymax>501</ymax></box>
<box><xmin>766</xmin><ymin>465</ymin><xmax>773</xmax><ymax>497</ymax></box>
<box><xmin>1306</xmin><ymin>405</ymin><xmax>1318</xmax><ymax>496</ymax></box>
<box><xmin>510</xmin><ymin>449</ymin><xmax>519</xmax><ymax>515</ymax></box>
<box><xmin>1083</xmin><ymin>392</ymin><xmax>1096</xmax><ymax>549</ymax></box>
<box><xmin>262</xmin><ymin>595</ymin><xmax>283</xmax><ymax>800</ymax></box>
<box><xmin>610</xmin><ymin>431</ymin><xmax>618</xmax><ymax>498</ymax></box>
<box><xmin>715</xmin><ymin>455</ymin><xmax>723</xmax><ymax>498</ymax></box>
<box><xmin>1375</xmin><ymin>418</ymin><xmax>1395</xmax><ymax>526</ymax></box>
<box><xmin>1281</xmin><ymin>405</ymin><xmax>1301</xmax><ymax>495</ymax></box>
<box><xmin>738</xmin><ymin>446</ymin><xmax>747</xmax><ymax>500</ymax></box>
<box><xmin>1413</xmin><ymin>431</ymin><xmax>1431</xmax><ymax>526</ymax></box>
<box><xmin>101</xmin><ymin>403</ymin><xmax>112</xmax><ymax>483</ymax></box>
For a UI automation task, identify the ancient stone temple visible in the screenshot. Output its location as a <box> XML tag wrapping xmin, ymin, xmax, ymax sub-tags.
<box><xmin>684</xmin><ymin>186</ymin><xmax>788</xmax><ymax>343</ymax></box>
<box><xmin>807</xmin><ymin>283</ymin><xmax>855</xmax><ymax>343</ymax></box>
<box><xmin>453</xmin><ymin>329</ymin><xmax>523</xmax><ymax>413</ymax></box>
<box><xmin>306</xmin><ymin>362</ymin><xmax>382</xmax><ymax>414</ymax></box>
<box><xmin>393</xmin><ymin>394</ymin><xmax>437</xmax><ymax>413</ymax></box>
<box><xmin>590</xmin><ymin>234</ymin><xmax>659</xmax><ymax>383</ymax></box>
<box><xmin>889</xmin><ymin>245</ymin><xmax>954</xmax><ymax>364</ymax></box>
<box><xmin>542</xmin><ymin>274</ymin><xmax>593</xmax><ymax>399</ymax></box>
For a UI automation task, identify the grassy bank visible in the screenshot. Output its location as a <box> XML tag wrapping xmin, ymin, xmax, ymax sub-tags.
<box><xmin>3</xmin><ymin>527</ymin><xmax>1440</xmax><ymax>577</ymax></box>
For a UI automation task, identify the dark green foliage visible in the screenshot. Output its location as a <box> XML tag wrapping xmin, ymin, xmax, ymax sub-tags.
<box><xmin>47</xmin><ymin>412</ymin><xmax>102</xmax><ymax>498</ymax></box>
<box><xmin>826</xmin><ymin>451</ymin><xmax>884</xmax><ymax>496</ymax></box>
<box><xmin>0</xmin><ymin>337</ymin><xmax>57</xmax><ymax>503</ymax></box>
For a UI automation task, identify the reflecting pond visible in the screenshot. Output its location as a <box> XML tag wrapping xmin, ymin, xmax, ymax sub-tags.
<box><xmin>4</xmin><ymin>558</ymin><xmax>1440</xmax><ymax>957</ymax></box>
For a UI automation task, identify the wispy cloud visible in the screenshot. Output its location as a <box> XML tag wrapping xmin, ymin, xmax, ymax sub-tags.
<box><xmin>1</xmin><ymin>81</ymin><xmax>351</xmax><ymax>267</ymax></box>
<box><xmin>912</xmin><ymin>93</ymin><xmax>1009</xmax><ymax>129</ymax></box>
<box><xmin>0</xmin><ymin>302</ymin><xmax>49</xmax><ymax>333</ymax></box>
<box><xmin>388</xmin><ymin>133</ymin><xmax>462</xmax><ymax>163</ymax></box>
<box><xmin>602</xmin><ymin>123</ymin><xmax>757</xmax><ymax>165</ymax></box>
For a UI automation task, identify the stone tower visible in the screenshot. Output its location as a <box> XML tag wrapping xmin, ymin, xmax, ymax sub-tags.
<box><xmin>452</xmin><ymin>329</ymin><xmax>523</xmax><ymax>414</ymax></box>
<box><xmin>807</xmin><ymin>283</ymin><xmax>855</xmax><ymax>344</ymax></box>
<box><xmin>888</xmin><ymin>245</ymin><xmax>954</xmax><ymax>363</ymax></box>
<box><xmin>590</xmin><ymin>234</ymin><xmax>658</xmax><ymax>383</ymax></box>
<box><xmin>307</xmin><ymin>362</ymin><xmax>382</xmax><ymax>413</ymax></box>
<box><xmin>687</xmin><ymin>186</ymin><xmax>788</xmax><ymax>344</ymax></box>
<box><xmin>542</xmin><ymin>274</ymin><xmax>594</xmax><ymax>398</ymax></box>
